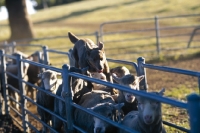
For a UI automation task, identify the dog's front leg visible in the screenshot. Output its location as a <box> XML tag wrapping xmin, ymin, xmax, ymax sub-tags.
<box><xmin>103</xmin><ymin>62</ymin><xmax>118</xmax><ymax>95</ymax></box>
<box><xmin>103</xmin><ymin>61</ymin><xmax>113</xmax><ymax>83</ymax></box>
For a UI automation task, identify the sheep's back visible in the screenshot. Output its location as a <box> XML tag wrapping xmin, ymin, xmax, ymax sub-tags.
<box><xmin>36</xmin><ymin>89</ymin><xmax>55</xmax><ymax>117</ymax></box>
<box><xmin>74</xmin><ymin>90</ymin><xmax>115</xmax><ymax>132</ymax></box>
<box><xmin>119</xmin><ymin>111</ymin><xmax>139</xmax><ymax>133</ymax></box>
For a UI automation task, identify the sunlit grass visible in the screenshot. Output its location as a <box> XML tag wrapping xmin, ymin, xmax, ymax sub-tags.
<box><xmin>1</xmin><ymin>0</ymin><xmax>200</xmax><ymax>42</ymax></box>
<box><xmin>162</xmin><ymin>86</ymin><xmax>198</xmax><ymax>132</ymax></box>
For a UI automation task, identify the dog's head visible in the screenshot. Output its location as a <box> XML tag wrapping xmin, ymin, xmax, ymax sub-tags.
<box><xmin>86</xmin><ymin>42</ymin><xmax>107</xmax><ymax>73</ymax></box>
<box><xmin>68</xmin><ymin>31</ymin><xmax>108</xmax><ymax>73</ymax></box>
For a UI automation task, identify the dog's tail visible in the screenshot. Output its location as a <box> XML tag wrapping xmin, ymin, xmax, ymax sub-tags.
<box><xmin>68</xmin><ymin>32</ymin><xmax>79</xmax><ymax>44</ymax></box>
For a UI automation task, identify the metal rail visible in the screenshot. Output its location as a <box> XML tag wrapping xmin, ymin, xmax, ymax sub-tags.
<box><xmin>0</xmin><ymin>50</ymin><xmax>200</xmax><ymax>133</ymax></box>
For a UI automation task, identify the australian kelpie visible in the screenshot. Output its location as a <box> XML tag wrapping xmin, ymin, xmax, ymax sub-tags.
<box><xmin>68</xmin><ymin>32</ymin><xmax>116</xmax><ymax>94</ymax></box>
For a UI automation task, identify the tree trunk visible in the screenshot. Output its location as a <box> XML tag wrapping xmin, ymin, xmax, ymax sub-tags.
<box><xmin>5</xmin><ymin>0</ymin><xmax>35</xmax><ymax>41</ymax></box>
<box><xmin>42</xmin><ymin>0</ymin><xmax>48</xmax><ymax>9</ymax></box>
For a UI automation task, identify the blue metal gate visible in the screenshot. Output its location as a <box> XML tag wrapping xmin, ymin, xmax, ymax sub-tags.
<box><xmin>0</xmin><ymin>49</ymin><xmax>199</xmax><ymax>133</ymax></box>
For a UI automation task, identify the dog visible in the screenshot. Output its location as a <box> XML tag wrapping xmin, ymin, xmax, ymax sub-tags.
<box><xmin>68</xmin><ymin>32</ymin><xmax>116</xmax><ymax>94</ymax></box>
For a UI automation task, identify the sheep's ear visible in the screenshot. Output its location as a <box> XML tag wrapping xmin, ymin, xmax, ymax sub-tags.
<box><xmin>26</xmin><ymin>55</ymin><xmax>33</xmax><ymax>61</ymax></box>
<box><xmin>112</xmin><ymin>73</ymin><xmax>121</xmax><ymax>83</ymax></box>
<box><xmin>112</xmin><ymin>94</ymin><xmax>119</xmax><ymax>102</ymax></box>
<box><xmin>113</xmin><ymin>103</ymin><xmax>124</xmax><ymax>110</ymax></box>
<box><xmin>158</xmin><ymin>88</ymin><xmax>165</xmax><ymax>96</ymax></box>
<box><xmin>133</xmin><ymin>75</ymin><xmax>144</xmax><ymax>85</ymax></box>
<box><xmin>56</xmin><ymin>72</ymin><xmax>62</xmax><ymax>76</ymax></box>
<box><xmin>98</xmin><ymin>42</ymin><xmax>104</xmax><ymax>50</ymax></box>
<box><xmin>136</xmin><ymin>75</ymin><xmax>144</xmax><ymax>83</ymax></box>
<box><xmin>138</xmin><ymin>75</ymin><xmax>144</xmax><ymax>82</ymax></box>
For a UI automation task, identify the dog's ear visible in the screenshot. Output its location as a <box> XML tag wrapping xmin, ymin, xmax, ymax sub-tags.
<box><xmin>68</xmin><ymin>32</ymin><xmax>79</xmax><ymax>44</ymax></box>
<box><xmin>86</xmin><ymin>43</ymin><xmax>93</xmax><ymax>52</ymax></box>
<box><xmin>98</xmin><ymin>42</ymin><xmax>104</xmax><ymax>50</ymax></box>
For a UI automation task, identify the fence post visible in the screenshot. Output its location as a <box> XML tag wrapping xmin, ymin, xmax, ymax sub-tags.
<box><xmin>35</xmin><ymin>51</ymin><xmax>44</xmax><ymax>73</ymax></box>
<box><xmin>95</xmin><ymin>31</ymin><xmax>99</xmax><ymax>44</ymax></box>
<box><xmin>137</xmin><ymin>57</ymin><xmax>148</xmax><ymax>91</ymax></box>
<box><xmin>11</xmin><ymin>41</ymin><xmax>16</xmax><ymax>54</ymax></box>
<box><xmin>16</xmin><ymin>54</ymin><xmax>29</xmax><ymax>132</ymax></box>
<box><xmin>0</xmin><ymin>50</ymin><xmax>9</xmax><ymax>115</ymax></box>
<box><xmin>155</xmin><ymin>16</ymin><xmax>160</xmax><ymax>55</ymax></box>
<box><xmin>99</xmin><ymin>24</ymin><xmax>104</xmax><ymax>42</ymax></box>
<box><xmin>3</xmin><ymin>41</ymin><xmax>9</xmax><ymax>61</ymax></box>
<box><xmin>62</xmin><ymin>64</ymin><xmax>74</xmax><ymax>133</ymax></box>
<box><xmin>187</xmin><ymin>93</ymin><xmax>200</xmax><ymax>133</ymax></box>
<box><xmin>198</xmin><ymin>76</ymin><xmax>200</xmax><ymax>94</ymax></box>
<box><xmin>42</xmin><ymin>45</ymin><xmax>49</xmax><ymax>65</ymax></box>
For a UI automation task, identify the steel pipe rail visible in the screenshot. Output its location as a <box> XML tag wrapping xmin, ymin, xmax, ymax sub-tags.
<box><xmin>69</xmin><ymin>72</ymin><xmax>187</xmax><ymax>108</ymax></box>
<box><xmin>142</xmin><ymin>63</ymin><xmax>200</xmax><ymax>77</ymax></box>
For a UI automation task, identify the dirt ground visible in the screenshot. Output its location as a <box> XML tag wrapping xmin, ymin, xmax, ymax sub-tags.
<box><xmin>1</xmin><ymin>54</ymin><xmax>200</xmax><ymax>133</ymax></box>
<box><xmin>146</xmin><ymin>55</ymin><xmax>200</xmax><ymax>92</ymax></box>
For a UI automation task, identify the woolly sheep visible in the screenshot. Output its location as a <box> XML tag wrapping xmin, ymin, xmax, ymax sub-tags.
<box><xmin>3</xmin><ymin>53</ymin><xmax>30</xmax><ymax>112</ymax></box>
<box><xmin>36</xmin><ymin>70</ymin><xmax>61</xmax><ymax>133</ymax></box>
<box><xmin>52</xmin><ymin>66</ymin><xmax>93</xmax><ymax>132</ymax></box>
<box><xmin>26</xmin><ymin>51</ymin><xmax>51</xmax><ymax>105</ymax></box>
<box><xmin>91</xmin><ymin>72</ymin><xmax>107</xmax><ymax>90</ymax></box>
<box><xmin>6</xmin><ymin>63</ymin><xmax>29</xmax><ymax>111</ymax></box>
<box><xmin>110</xmin><ymin>66</ymin><xmax>130</xmax><ymax>78</ymax></box>
<box><xmin>112</xmin><ymin>74</ymin><xmax>144</xmax><ymax>115</ymax></box>
<box><xmin>119</xmin><ymin>88</ymin><xmax>166</xmax><ymax>133</ymax></box>
<box><xmin>74</xmin><ymin>90</ymin><xmax>124</xmax><ymax>133</ymax></box>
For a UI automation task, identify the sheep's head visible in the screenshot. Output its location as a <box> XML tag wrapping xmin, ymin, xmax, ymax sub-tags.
<box><xmin>38</xmin><ymin>70</ymin><xmax>61</xmax><ymax>91</ymax></box>
<box><xmin>137</xmin><ymin>88</ymin><xmax>165</xmax><ymax>125</ymax></box>
<box><xmin>110</xmin><ymin>66</ymin><xmax>130</xmax><ymax>78</ymax></box>
<box><xmin>91</xmin><ymin>72</ymin><xmax>107</xmax><ymax>90</ymax></box>
<box><xmin>89</xmin><ymin>102</ymin><xmax>124</xmax><ymax>133</ymax></box>
<box><xmin>112</xmin><ymin>74</ymin><xmax>144</xmax><ymax>103</ymax></box>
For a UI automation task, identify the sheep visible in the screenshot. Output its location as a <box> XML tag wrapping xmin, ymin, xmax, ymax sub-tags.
<box><xmin>2</xmin><ymin>51</ymin><xmax>30</xmax><ymax>112</ymax></box>
<box><xmin>119</xmin><ymin>88</ymin><xmax>166</xmax><ymax>133</ymax></box>
<box><xmin>52</xmin><ymin>66</ymin><xmax>93</xmax><ymax>132</ymax></box>
<box><xmin>91</xmin><ymin>72</ymin><xmax>107</xmax><ymax>91</ymax></box>
<box><xmin>74</xmin><ymin>90</ymin><xmax>124</xmax><ymax>133</ymax></box>
<box><xmin>112</xmin><ymin>73</ymin><xmax>144</xmax><ymax>115</ymax></box>
<box><xmin>7</xmin><ymin>50</ymin><xmax>48</xmax><ymax>106</ymax></box>
<box><xmin>26</xmin><ymin>51</ymin><xmax>51</xmax><ymax>105</ymax></box>
<box><xmin>6</xmin><ymin>63</ymin><xmax>29</xmax><ymax>112</ymax></box>
<box><xmin>36</xmin><ymin>69</ymin><xmax>61</xmax><ymax>133</ymax></box>
<box><xmin>110</xmin><ymin>66</ymin><xmax>130</xmax><ymax>78</ymax></box>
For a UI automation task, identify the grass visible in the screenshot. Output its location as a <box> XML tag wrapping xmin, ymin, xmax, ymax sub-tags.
<box><xmin>1</xmin><ymin>0</ymin><xmax>200</xmax><ymax>39</ymax></box>
<box><xmin>1</xmin><ymin>1</ymin><xmax>200</xmax><ymax>62</ymax></box>
<box><xmin>162</xmin><ymin>85</ymin><xmax>198</xmax><ymax>132</ymax></box>
<box><xmin>0</xmin><ymin>0</ymin><xmax>200</xmax><ymax>132</ymax></box>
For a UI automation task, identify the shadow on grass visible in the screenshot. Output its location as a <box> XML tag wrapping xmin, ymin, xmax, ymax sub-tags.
<box><xmin>34</xmin><ymin>0</ymin><xmax>147</xmax><ymax>24</ymax></box>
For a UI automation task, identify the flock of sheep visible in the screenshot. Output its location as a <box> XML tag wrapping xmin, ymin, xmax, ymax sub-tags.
<box><xmin>0</xmin><ymin>32</ymin><xmax>167</xmax><ymax>133</ymax></box>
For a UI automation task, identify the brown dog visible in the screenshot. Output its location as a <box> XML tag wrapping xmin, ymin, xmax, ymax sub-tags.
<box><xmin>68</xmin><ymin>32</ymin><xmax>115</xmax><ymax>94</ymax></box>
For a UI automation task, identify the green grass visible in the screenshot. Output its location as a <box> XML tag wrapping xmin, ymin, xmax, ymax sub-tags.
<box><xmin>162</xmin><ymin>86</ymin><xmax>198</xmax><ymax>132</ymax></box>
<box><xmin>1</xmin><ymin>0</ymin><xmax>200</xmax><ymax>40</ymax></box>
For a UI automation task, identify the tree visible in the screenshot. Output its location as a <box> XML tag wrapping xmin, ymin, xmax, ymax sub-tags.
<box><xmin>5</xmin><ymin>0</ymin><xmax>35</xmax><ymax>41</ymax></box>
